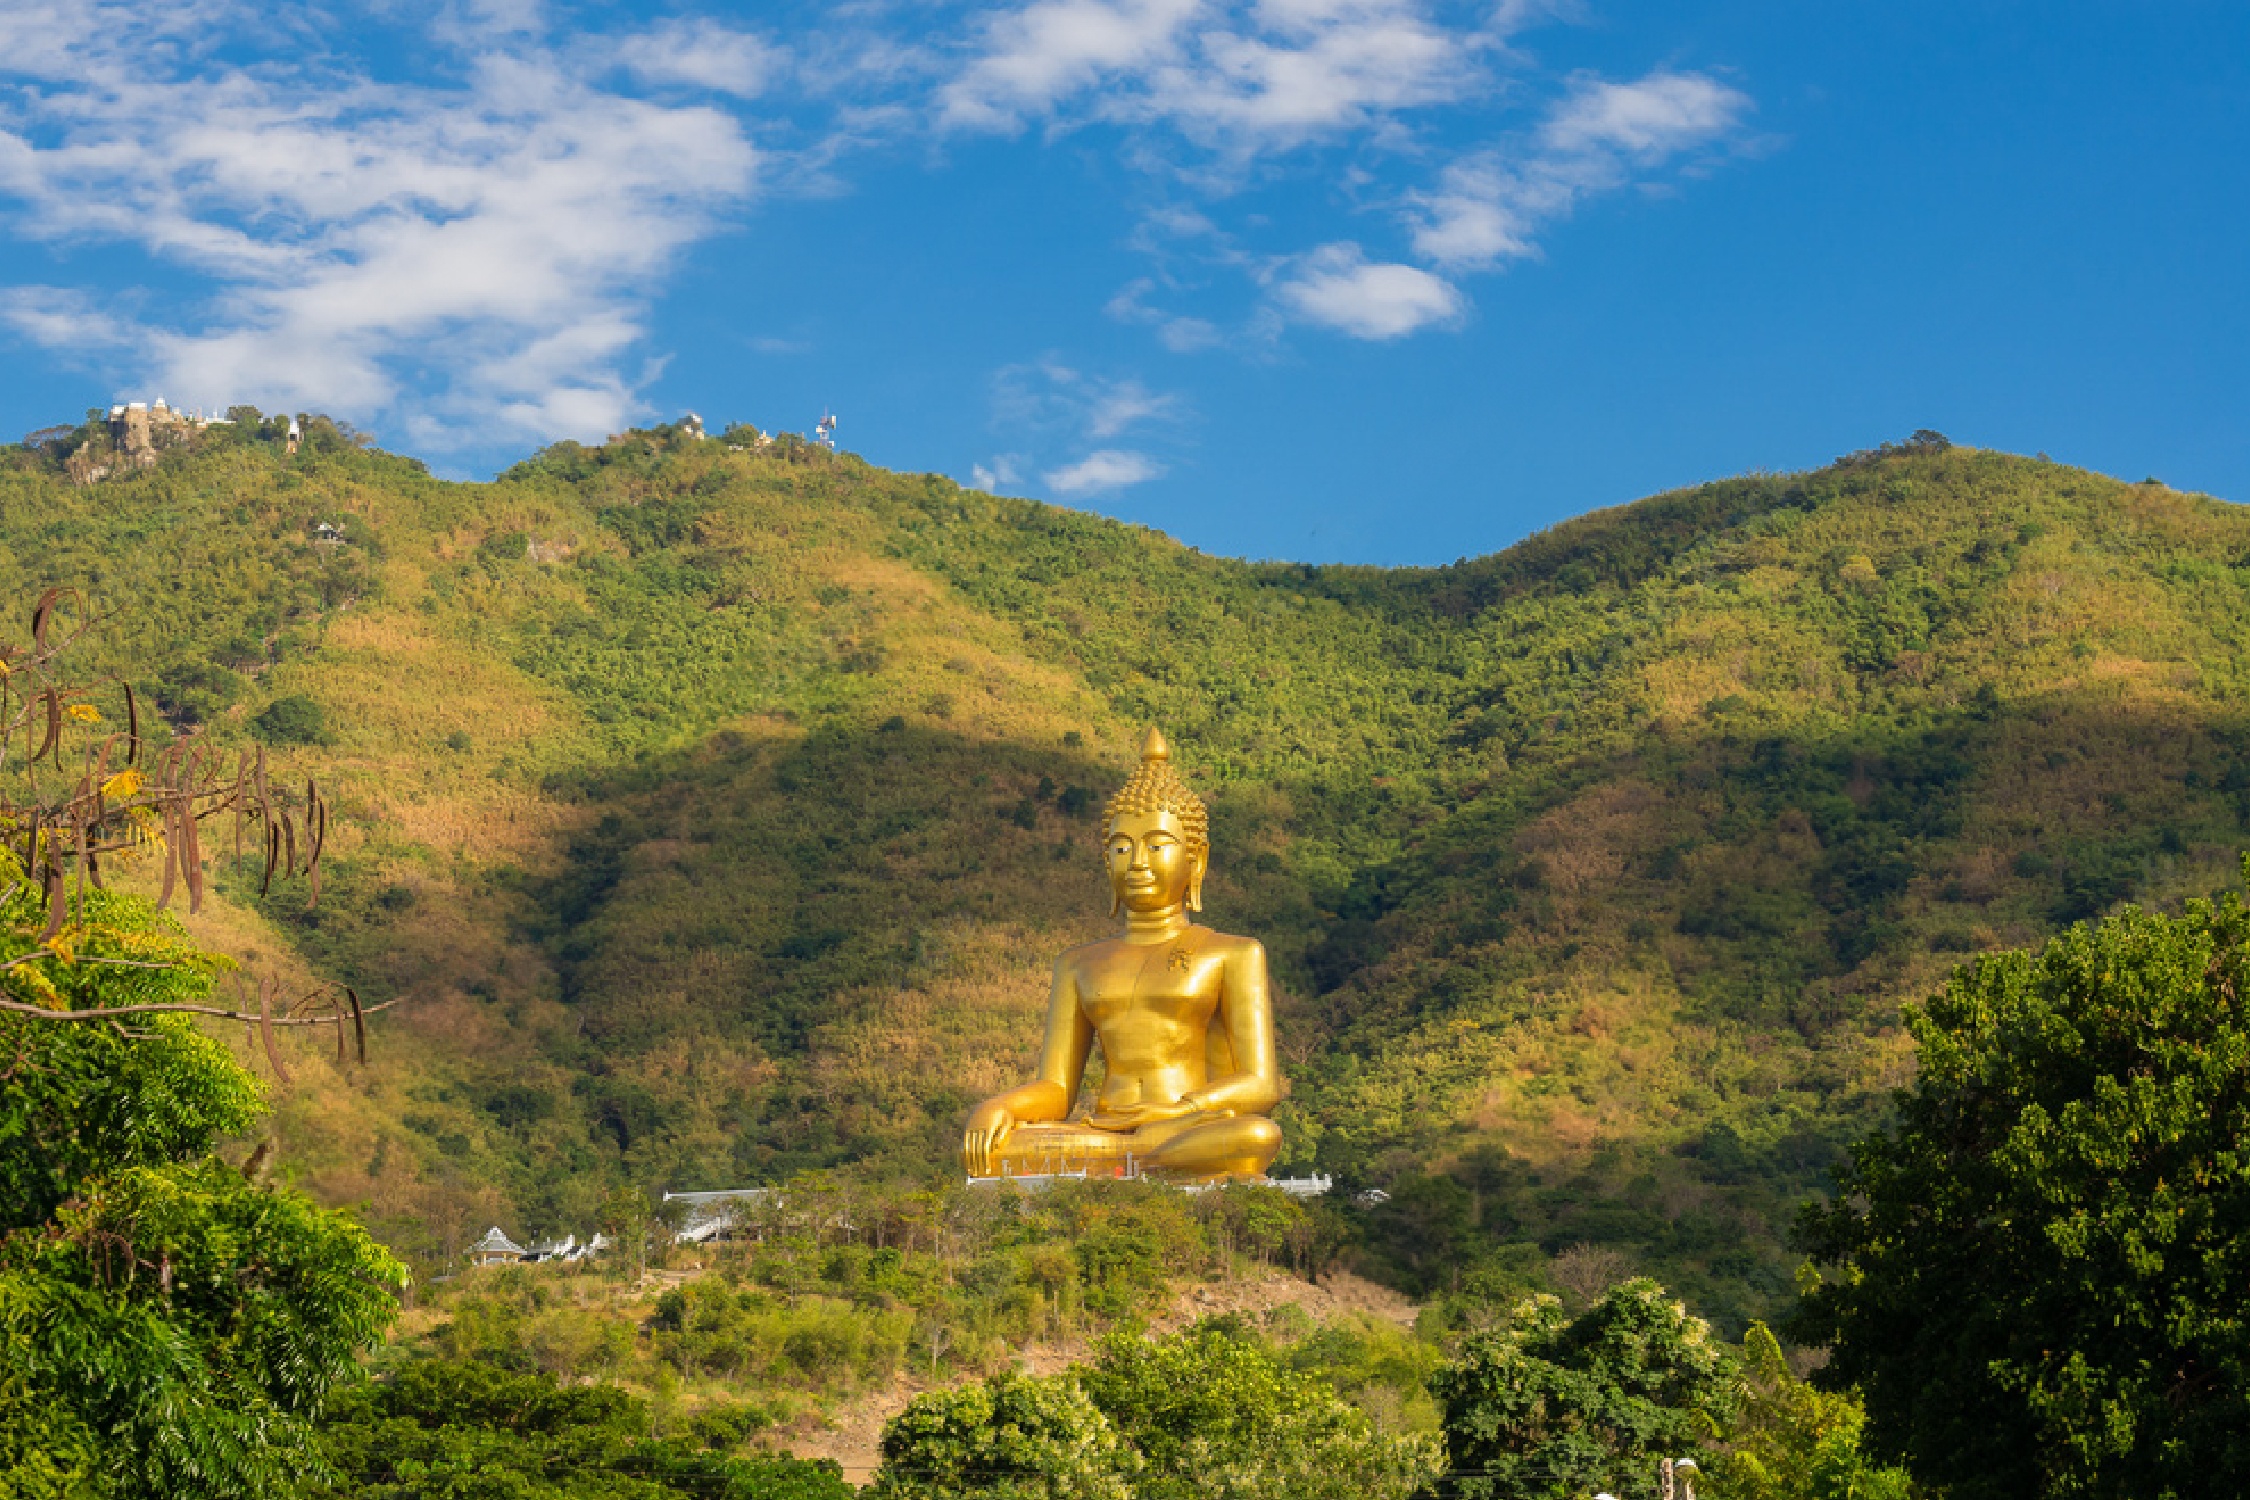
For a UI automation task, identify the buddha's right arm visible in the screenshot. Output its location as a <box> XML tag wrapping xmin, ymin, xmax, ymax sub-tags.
<box><xmin>1027</xmin><ymin>959</ymin><xmax>1093</xmax><ymax>1111</ymax></box>
<box><xmin>969</xmin><ymin>962</ymin><xmax>1090</xmax><ymax>1129</ymax></box>
<box><xmin>971</xmin><ymin>1080</ymin><xmax>1070</xmax><ymax>1124</ymax></box>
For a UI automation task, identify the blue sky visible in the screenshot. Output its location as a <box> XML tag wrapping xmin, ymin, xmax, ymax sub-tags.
<box><xmin>1</xmin><ymin>1</ymin><xmax>2243</xmax><ymax>564</ymax></box>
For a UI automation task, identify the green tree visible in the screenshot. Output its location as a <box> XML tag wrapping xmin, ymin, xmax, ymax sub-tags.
<box><xmin>253</xmin><ymin>691</ymin><xmax>330</xmax><ymax>745</ymax></box>
<box><xmin>1080</xmin><ymin>1318</ymin><xmax>1437</xmax><ymax>1500</ymax></box>
<box><xmin>599</xmin><ymin>1183</ymin><xmax>654</xmax><ymax>1278</ymax></box>
<box><xmin>1796</xmin><ymin>888</ymin><xmax>2250</xmax><ymax>1499</ymax></box>
<box><xmin>318</xmin><ymin>1358</ymin><xmax>849</xmax><ymax>1499</ymax></box>
<box><xmin>1429</xmin><ymin>1279</ymin><xmax>1736</xmax><ymax>1500</ymax></box>
<box><xmin>873</xmin><ymin>1370</ymin><xmax>1138</xmax><ymax>1500</ymax></box>
<box><xmin>0</xmin><ymin>864</ymin><xmax>405</xmax><ymax>1499</ymax></box>
<box><xmin>1707</xmin><ymin>1323</ymin><xmax>1911</xmax><ymax>1500</ymax></box>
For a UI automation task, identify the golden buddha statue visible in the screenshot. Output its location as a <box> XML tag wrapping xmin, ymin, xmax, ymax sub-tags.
<box><xmin>961</xmin><ymin>727</ymin><xmax>1283</xmax><ymax>1182</ymax></box>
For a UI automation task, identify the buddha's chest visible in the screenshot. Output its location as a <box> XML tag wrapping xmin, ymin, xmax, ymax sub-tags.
<box><xmin>1076</xmin><ymin>942</ymin><xmax>1221</xmax><ymax>1032</ymax></box>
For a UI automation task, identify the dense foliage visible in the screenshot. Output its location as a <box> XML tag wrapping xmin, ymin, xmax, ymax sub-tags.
<box><xmin>1709</xmin><ymin>1323</ymin><xmax>1912</xmax><ymax>1500</ymax></box>
<box><xmin>0</xmin><ymin>850</ymin><xmax>405</xmax><ymax>1500</ymax></box>
<box><xmin>1797</xmin><ymin>884</ymin><xmax>2250</xmax><ymax>1499</ymax></box>
<box><xmin>316</xmin><ymin>1358</ymin><xmax>851</xmax><ymax>1500</ymax></box>
<box><xmin>1077</xmin><ymin>1319</ymin><xmax>1438</xmax><ymax>1500</ymax></box>
<box><xmin>8</xmin><ymin>416</ymin><xmax>2249</xmax><ymax>1328</ymax></box>
<box><xmin>874</xmin><ymin>1318</ymin><xmax>1437</xmax><ymax>1500</ymax></box>
<box><xmin>874</xmin><ymin>1371</ymin><xmax>1138</xmax><ymax>1500</ymax></box>
<box><xmin>1429</xmin><ymin>1279</ymin><xmax>1735</xmax><ymax>1500</ymax></box>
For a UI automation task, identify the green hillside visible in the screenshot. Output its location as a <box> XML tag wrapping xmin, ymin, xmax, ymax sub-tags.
<box><xmin>9</xmin><ymin>416</ymin><xmax>2248</xmax><ymax>1328</ymax></box>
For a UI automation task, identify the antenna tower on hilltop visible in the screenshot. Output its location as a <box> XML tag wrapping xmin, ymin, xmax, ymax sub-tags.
<box><xmin>814</xmin><ymin>409</ymin><xmax>837</xmax><ymax>449</ymax></box>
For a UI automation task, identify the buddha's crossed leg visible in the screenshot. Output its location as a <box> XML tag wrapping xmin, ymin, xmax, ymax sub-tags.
<box><xmin>975</xmin><ymin>1111</ymin><xmax>1281</xmax><ymax>1182</ymax></box>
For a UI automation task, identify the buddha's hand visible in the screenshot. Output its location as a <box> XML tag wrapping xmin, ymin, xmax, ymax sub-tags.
<box><xmin>1092</xmin><ymin>1097</ymin><xmax>1233</xmax><ymax>1131</ymax></box>
<box><xmin>963</xmin><ymin>1102</ymin><xmax>1017</xmax><ymax>1177</ymax></box>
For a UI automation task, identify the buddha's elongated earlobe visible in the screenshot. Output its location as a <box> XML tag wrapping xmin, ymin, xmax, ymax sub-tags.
<box><xmin>1187</xmin><ymin>850</ymin><xmax>1207</xmax><ymax>914</ymax></box>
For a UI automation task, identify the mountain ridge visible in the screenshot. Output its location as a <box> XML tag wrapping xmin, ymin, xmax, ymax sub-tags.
<box><xmin>6</xmin><ymin>415</ymin><xmax>2243</xmax><ymax>1325</ymax></box>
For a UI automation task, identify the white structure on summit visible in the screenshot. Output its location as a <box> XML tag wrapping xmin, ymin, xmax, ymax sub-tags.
<box><xmin>83</xmin><ymin>397</ymin><xmax>229</xmax><ymax>484</ymax></box>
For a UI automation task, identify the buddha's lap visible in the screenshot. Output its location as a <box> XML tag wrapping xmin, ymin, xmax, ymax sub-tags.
<box><xmin>1002</xmin><ymin>1113</ymin><xmax>1279</xmax><ymax>1161</ymax></box>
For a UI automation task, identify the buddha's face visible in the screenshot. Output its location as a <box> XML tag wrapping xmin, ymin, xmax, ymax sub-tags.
<box><xmin>1106</xmin><ymin>809</ymin><xmax>1204</xmax><ymax>916</ymax></box>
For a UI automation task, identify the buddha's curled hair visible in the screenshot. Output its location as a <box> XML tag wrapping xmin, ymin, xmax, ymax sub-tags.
<box><xmin>1104</xmin><ymin>727</ymin><xmax>1209</xmax><ymax>854</ymax></box>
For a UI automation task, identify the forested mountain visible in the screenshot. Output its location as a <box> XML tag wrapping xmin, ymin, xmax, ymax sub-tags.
<box><xmin>9</xmin><ymin>416</ymin><xmax>2246</xmax><ymax>1328</ymax></box>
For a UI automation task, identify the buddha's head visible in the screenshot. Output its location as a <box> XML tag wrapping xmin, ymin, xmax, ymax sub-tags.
<box><xmin>1103</xmin><ymin>727</ymin><xmax>1210</xmax><ymax>917</ymax></box>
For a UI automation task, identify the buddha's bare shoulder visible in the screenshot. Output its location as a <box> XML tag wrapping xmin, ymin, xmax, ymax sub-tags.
<box><xmin>1194</xmin><ymin>927</ymin><xmax>1265</xmax><ymax>959</ymax></box>
<box><xmin>1055</xmin><ymin>934</ymin><xmax>1127</xmax><ymax>968</ymax></box>
<box><xmin>1053</xmin><ymin>927</ymin><xmax>1265</xmax><ymax>967</ymax></box>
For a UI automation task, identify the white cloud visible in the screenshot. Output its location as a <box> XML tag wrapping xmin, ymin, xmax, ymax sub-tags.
<box><xmin>614</xmin><ymin>19</ymin><xmax>781</xmax><ymax>99</ymax></box>
<box><xmin>1541</xmin><ymin>68</ymin><xmax>1746</xmax><ymax>158</ymax></box>
<box><xmin>0</xmin><ymin>10</ymin><xmax>756</xmax><ymax>451</ymax></box>
<box><xmin>970</xmin><ymin>453</ymin><xmax>1026</xmax><ymax>491</ymax></box>
<box><xmin>1412</xmin><ymin>68</ymin><xmax>1750</xmax><ymax>270</ymax></box>
<box><xmin>1408</xmin><ymin>158</ymin><xmax>1547</xmax><ymax>266</ymax></box>
<box><xmin>939</xmin><ymin>8</ymin><xmax>1751</xmax><ymax>350</ymax></box>
<box><xmin>1045</xmin><ymin>447</ymin><xmax>1166</xmax><ymax>495</ymax></box>
<box><xmin>0</xmin><ymin>286</ymin><xmax>139</xmax><ymax>355</ymax></box>
<box><xmin>1155</xmin><ymin>316</ymin><xmax>1220</xmax><ymax>351</ymax></box>
<box><xmin>985</xmin><ymin>359</ymin><xmax>1184</xmax><ymax>496</ymax></box>
<box><xmin>993</xmin><ymin>359</ymin><xmax>1184</xmax><ymax>441</ymax></box>
<box><xmin>1169</xmin><ymin>0</ymin><xmax>1476</xmax><ymax>144</ymax></box>
<box><xmin>1085</xmin><ymin>377</ymin><xmax>1180</xmax><ymax>437</ymax></box>
<box><xmin>0</xmin><ymin>3</ymin><xmax>1764</xmax><ymax>449</ymax></box>
<box><xmin>1276</xmin><ymin>242</ymin><xmax>1461</xmax><ymax>339</ymax></box>
<box><xmin>941</xmin><ymin>0</ymin><xmax>1482</xmax><ymax>155</ymax></box>
<box><xmin>1106</xmin><ymin>274</ymin><xmax>1228</xmax><ymax>351</ymax></box>
<box><xmin>941</xmin><ymin>0</ymin><xmax>1203</xmax><ymax>131</ymax></box>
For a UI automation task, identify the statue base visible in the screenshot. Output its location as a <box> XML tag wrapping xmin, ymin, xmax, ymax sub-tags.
<box><xmin>966</xmin><ymin>1157</ymin><xmax>1261</xmax><ymax>1190</ymax></box>
<box><xmin>965</xmin><ymin>1164</ymin><xmax>1334</xmax><ymax>1197</ymax></box>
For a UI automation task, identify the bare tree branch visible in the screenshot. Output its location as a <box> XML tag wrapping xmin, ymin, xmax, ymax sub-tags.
<box><xmin>1</xmin><ymin>593</ymin><xmax>409</xmax><ymax>1071</ymax></box>
<box><xmin>0</xmin><ymin>994</ymin><xmax>409</xmax><ymax>1025</ymax></box>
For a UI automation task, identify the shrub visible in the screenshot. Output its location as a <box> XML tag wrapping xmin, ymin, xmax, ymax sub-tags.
<box><xmin>1430</xmin><ymin>1279</ymin><xmax>1736</xmax><ymax>1500</ymax></box>
<box><xmin>254</xmin><ymin>693</ymin><xmax>330</xmax><ymax>745</ymax></box>
<box><xmin>873</xmin><ymin>1370</ymin><xmax>1136</xmax><ymax>1500</ymax></box>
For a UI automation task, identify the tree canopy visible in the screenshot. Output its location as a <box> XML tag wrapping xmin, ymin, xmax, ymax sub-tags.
<box><xmin>1797</xmin><ymin>882</ymin><xmax>2250</xmax><ymax>1499</ymax></box>
<box><xmin>0</xmin><ymin>846</ymin><xmax>405</xmax><ymax>1500</ymax></box>
<box><xmin>873</xmin><ymin>1318</ymin><xmax>1435</xmax><ymax>1500</ymax></box>
<box><xmin>316</xmin><ymin>1358</ymin><xmax>852</xmax><ymax>1500</ymax></box>
<box><xmin>1429</xmin><ymin>1279</ymin><xmax>1735</xmax><ymax>1500</ymax></box>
